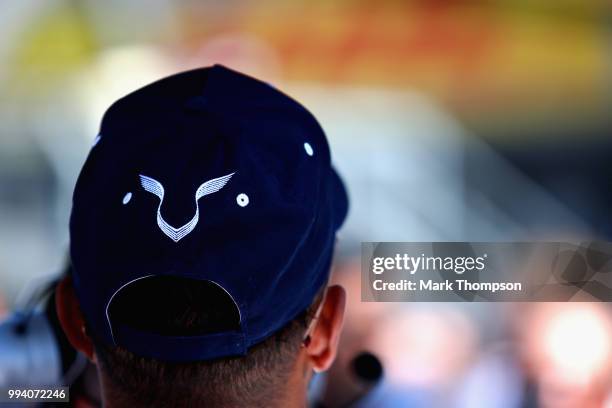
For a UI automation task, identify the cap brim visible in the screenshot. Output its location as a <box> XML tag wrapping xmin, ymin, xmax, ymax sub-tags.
<box><xmin>329</xmin><ymin>166</ymin><xmax>349</xmax><ymax>229</ymax></box>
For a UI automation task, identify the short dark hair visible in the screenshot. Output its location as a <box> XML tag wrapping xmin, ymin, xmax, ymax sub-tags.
<box><xmin>88</xmin><ymin>276</ymin><xmax>323</xmax><ymax>408</ymax></box>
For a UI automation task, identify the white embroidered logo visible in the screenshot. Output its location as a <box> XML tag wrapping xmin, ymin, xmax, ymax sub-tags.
<box><xmin>139</xmin><ymin>172</ymin><xmax>234</xmax><ymax>242</ymax></box>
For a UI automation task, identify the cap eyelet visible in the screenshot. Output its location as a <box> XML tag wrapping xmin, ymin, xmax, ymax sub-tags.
<box><xmin>122</xmin><ymin>192</ymin><xmax>132</xmax><ymax>205</ymax></box>
<box><xmin>304</xmin><ymin>142</ymin><xmax>314</xmax><ymax>156</ymax></box>
<box><xmin>236</xmin><ymin>193</ymin><xmax>249</xmax><ymax>207</ymax></box>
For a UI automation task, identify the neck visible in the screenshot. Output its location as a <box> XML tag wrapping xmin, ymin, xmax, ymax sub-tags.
<box><xmin>99</xmin><ymin>366</ymin><xmax>310</xmax><ymax>408</ymax></box>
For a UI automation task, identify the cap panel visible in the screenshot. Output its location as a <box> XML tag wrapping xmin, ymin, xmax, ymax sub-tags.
<box><xmin>242</xmin><ymin>167</ymin><xmax>339</xmax><ymax>345</ymax></box>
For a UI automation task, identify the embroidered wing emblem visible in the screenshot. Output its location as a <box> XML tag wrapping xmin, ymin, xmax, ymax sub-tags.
<box><xmin>139</xmin><ymin>172</ymin><xmax>234</xmax><ymax>242</ymax></box>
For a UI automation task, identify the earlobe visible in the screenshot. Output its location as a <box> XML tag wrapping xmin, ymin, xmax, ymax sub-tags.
<box><xmin>55</xmin><ymin>276</ymin><xmax>96</xmax><ymax>362</ymax></box>
<box><xmin>305</xmin><ymin>285</ymin><xmax>346</xmax><ymax>373</ymax></box>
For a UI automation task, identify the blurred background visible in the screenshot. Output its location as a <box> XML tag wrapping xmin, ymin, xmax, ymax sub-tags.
<box><xmin>0</xmin><ymin>0</ymin><xmax>611</xmax><ymax>407</ymax></box>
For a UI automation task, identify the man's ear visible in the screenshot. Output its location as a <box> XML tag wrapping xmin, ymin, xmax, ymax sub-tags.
<box><xmin>305</xmin><ymin>284</ymin><xmax>346</xmax><ymax>372</ymax></box>
<box><xmin>55</xmin><ymin>275</ymin><xmax>96</xmax><ymax>362</ymax></box>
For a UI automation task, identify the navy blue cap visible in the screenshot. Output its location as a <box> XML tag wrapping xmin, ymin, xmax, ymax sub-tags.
<box><xmin>69</xmin><ymin>65</ymin><xmax>348</xmax><ymax>362</ymax></box>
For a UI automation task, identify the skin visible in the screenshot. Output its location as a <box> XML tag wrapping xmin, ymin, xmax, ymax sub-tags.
<box><xmin>56</xmin><ymin>276</ymin><xmax>346</xmax><ymax>408</ymax></box>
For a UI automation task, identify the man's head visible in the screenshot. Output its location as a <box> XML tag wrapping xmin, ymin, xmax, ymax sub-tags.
<box><xmin>56</xmin><ymin>273</ymin><xmax>346</xmax><ymax>407</ymax></box>
<box><xmin>58</xmin><ymin>65</ymin><xmax>348</xmax><ymax>407</ymax></box>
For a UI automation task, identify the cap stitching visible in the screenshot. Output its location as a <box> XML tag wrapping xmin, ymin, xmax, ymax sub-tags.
<box><xmin>139</xmin><ymin>172</ymin><xmax>235</xmax><ymax>242</ymax></box>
